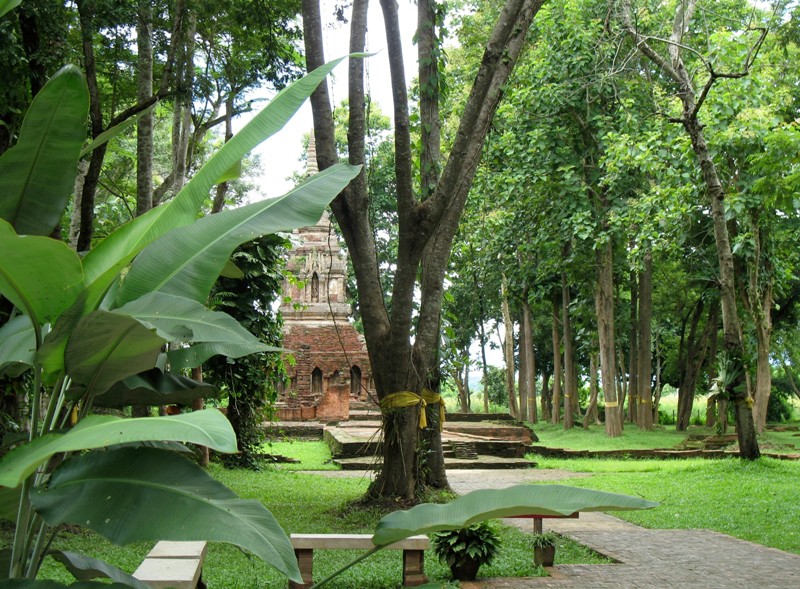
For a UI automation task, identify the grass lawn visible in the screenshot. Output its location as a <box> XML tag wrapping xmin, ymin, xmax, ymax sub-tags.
<box><xmin>530</xmin><ymin>420</ymin><xmax>800</xmax><ymax>454</ymax></box>
<box><xmin>533</xmin><ymin>456</ymin><xmax>800</xmax><ymax>554</ymax></box>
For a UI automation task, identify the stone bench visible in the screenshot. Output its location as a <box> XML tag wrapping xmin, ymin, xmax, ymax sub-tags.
<box><xmin>133</xmin><ymin>541</ymin><xmax>208</xmax><ymax>589</ymax></box>
<box><xmin>288</xmin><ymin>533</ymin><xmax>429</xmax><ymax>588</ymax></box>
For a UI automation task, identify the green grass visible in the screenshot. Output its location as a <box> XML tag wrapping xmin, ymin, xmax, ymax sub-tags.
<box><xmin>260</xmin><ymin>439</ymin><xmax>341</xmax><ymax>470</ymax></box>
<box><xmin>533</xmin><ymin>456</ymin><xmax>800</xmax><ymax>554</ymax></box>
<box><xmin>26</xmin><ymin>463</ymin><xmax>606</xmax><ymax>588</ymax></box>
<box><xmin>530</xmin><ymin>420</ymin><xmax>701</xmax><ymax>450</ymax></box>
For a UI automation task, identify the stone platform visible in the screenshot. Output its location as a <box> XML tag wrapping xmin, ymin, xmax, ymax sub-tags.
<box><xmin>323</xmin><ymin>415</ymin><xmax>536</xmax><ymax>470</ymax></box>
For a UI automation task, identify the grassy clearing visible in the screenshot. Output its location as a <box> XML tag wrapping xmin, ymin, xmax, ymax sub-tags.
<box><xmin>260</xmin><ymin>439</ymin><xmax>340</xmax><ymax>470</ymax></box>
<box><xmin>530</xmin><ymin>421</ymin><xmax>703</xmax><ymax>450</ymax></box>
<box><xmin>533</xmin><ymin>456</ymin><xmax>800</xmax><ymax>554</ymax></box>
<box><xmin>529</xmin><ymin>420</ymin><xmax>800</xmax><ymax>454</ymax></box>
<box><xmin>28</xmin><ymin>463</ymin><xmax>605</xmax><ymax>588</ymax></box>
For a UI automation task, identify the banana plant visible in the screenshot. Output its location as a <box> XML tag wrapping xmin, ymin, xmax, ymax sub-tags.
<box><xmin>0</xmin><ymin>57</ymin><xmax>359</xmax><ymax>587</ymax></box>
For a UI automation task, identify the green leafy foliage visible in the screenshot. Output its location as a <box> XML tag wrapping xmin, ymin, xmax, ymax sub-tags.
<box><xmin>0</xmin><ymin>58</ymin><xmax>357</xmax><ymax>585</ymax></box>
<box><xmin>431</xmin><ymin>521</ymin><xmax>500</xmax><ymax>569</ymax></box>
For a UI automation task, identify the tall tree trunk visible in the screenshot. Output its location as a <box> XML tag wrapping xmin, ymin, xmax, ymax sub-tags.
<box><xmin>637</xmin><ymin>250</ymin><xmax>654</xmax><ymax>429</ymax></box>
<box><xmin>479</xmin><ymin>318</ymin><xmax>490</xmax><ymax>413</ymax></box>
<box><xmin>303</xmin><ymin>0</ymin><xmax>544</xmax><ymax>499</ymax></box>
<box><xmin>621</xmin><ymin>0</ymin><xmax>759</xmax><ymax>458</ymax></box>
<box><xmin>518</xmin><ymin>308</ymin><xmax>528</xmax><ymax>421</ymax></box>
<box><xmin>501</xmin><ymin>275</ymin><xmax>519</xmax><ymax>417</ymax></box>
<box><xmin>136</xmin><ymin>0</ymin><xmax>154</xmax><ymax>217</ymax></box>
<box><xmin>550</xmin><ymin>291</ymin><xmax>562</xmax><ymax>424</ymax></box>
<box><xmin>75</xmin><ymin>0</ymin><xmax>106</xmax><ymax>252</ymax></box>
<box><xmin>561</xmin><ymin>273</ymin><xmax>575</xmax><ymax>429</ymax></box>
<box><xmin>677</xmin><ymin>300</ymin><xmax>716</xmax><ymax>431</ymax></box>
<box><xmin>211</xmin><ymin>98</ymin><xmax>235</xmax><ymax>214</ymax></box>
<box><xmin>596</xmin><ymin>237</ymin><xmax>621</xmax><ymax>436</ymax></box>
<box><xmin>171</xmin><ymin>5</ymin><xmax>197</xmax><ymax>198</ymax></box>
<box><xmin>464</xmin><ymin>358</ymin><xmax>471</xmax><ymax>412</ymax></box>
<box><xmin>541</xmin><ymin>371</ymin><xmax>552</xmax><ymax>422</ymax></box>
<box><xmin>628</xmin><ymin>269</ymin><xmax>639</xmax><ymax>423</ymax></box>
<box><xmin>522</xmin><ymin>295</ymin><xmax>537</xmax><ymax>422</ymax></box>
<box><xmin>583</xmin><ymin>351</ymin><xmax>600</xmax><ymax>428</ymax></box>
<box><xmin>652</xmin><ymin>337</ymin><xmax>663</xmax><ymax>424</ymax></box>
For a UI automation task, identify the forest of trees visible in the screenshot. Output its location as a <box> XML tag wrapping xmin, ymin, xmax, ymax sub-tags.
<box><xmin>2</xmin><ymin>0</ymin><xmax>799</xmax><ymax>501</ymax></box>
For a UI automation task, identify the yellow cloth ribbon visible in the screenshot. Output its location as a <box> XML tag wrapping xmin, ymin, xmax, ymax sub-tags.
<box><xmin>380</xmin><ymin>392</ymin><xmax>428</xmax><ymax>429</ymax></box>
<box><xmin>421</xmin><ymin>388</ymin><xmax>447</xmax><ymax>432</ymax></box>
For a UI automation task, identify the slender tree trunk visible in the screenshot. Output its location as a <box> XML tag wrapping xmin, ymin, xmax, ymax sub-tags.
<box><xmin>583</xmin><ymin>351</ymin><xmax>600</xmax><ymax>428</ymax></box>
<box><xmin>677</xmin><ymin>300</ymin><xmax>715</xmax><ymax>431</ymax></box>
<box><xmin>652</xmin><ymin>338</ymin><xmax>663</xmax><ymax>424</ymax></box>
<box><xmin>75</xmin><ymin>0</ymin><xmax>106</xmax><ymax>251</ymax></box>
<box><xmin>518</xmin><ymin>310</ymin><xmax>528</xmax><ymax>422</ymax></box>
<box><xmin>637</xmin><ymin>250</ymin><xmax>654</xmax><ymax>429</ymax></box>
<box><xmin>480</xmin><ymin>319</ymin><xmax>490</xmax><ymax>413</ymax></box>
<box><xmin>541</xmin><ymin>371</ymin><xmax>552</xmax><ymax>421</ymax></box>
<box><xmin>550</xmin><ymin>292</ymin><xmax>562</xmax><ymax>424</ymax></box>
<box><xmin>136</xmin><ymin>0</ymin><xmax>154</xmax><ymax>217</ymax></box>
<box><xmin>522</xmin><ymin>296</ymin><xmax>537</xmax><ymax>422</ymax></box>
<box><xmin>596</xmin><ymin>238</ymin><xmax>622</xmax><ymax>436</ymax></box>
<box><xmin>501</xmin><ymin>275</ymin><xmax>519</xmax><ymax>417</ymax></box>
<box><xmin>464</xmin><ymin>359</ymin><xmax>471</xmax><ymax>412</ymax></box>
<box><xmin>628</xmin><ymin>269</ymin><xmax>639</xmax><ymax>423</ymax></box>
<box><xmin>211</xmin><ymin>98</ymin><xmax>235</xmax><ymax>214</ymax></box>
<box><xmin>561</xmin><ymin>273</ymin><xmax>575</xmax><ymax>429</ymax></box>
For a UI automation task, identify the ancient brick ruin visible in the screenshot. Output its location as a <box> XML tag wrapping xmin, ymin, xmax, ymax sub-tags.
<box><xmin>276</xmin><ymin>211</ymin><xmax>375</xmax><ymax>421</ymax></box>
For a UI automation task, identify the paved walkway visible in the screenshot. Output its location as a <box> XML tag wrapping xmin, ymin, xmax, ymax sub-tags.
<box><xmin>310</xmin><ymin>468</ymin><xmax>800</xmax><ymax>588</ymax></box>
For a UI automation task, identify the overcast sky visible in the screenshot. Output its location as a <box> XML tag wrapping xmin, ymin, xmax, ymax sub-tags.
<box><xmin>245</xmin><ymin>0</ymin><xmax>417</xmax><ymax>200</ymax></box>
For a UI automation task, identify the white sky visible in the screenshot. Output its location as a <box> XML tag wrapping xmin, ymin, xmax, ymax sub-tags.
<box><xmin>246</xmin><ymin>0</ymin><xmax>417</xmax><ymax>199</ymax></box>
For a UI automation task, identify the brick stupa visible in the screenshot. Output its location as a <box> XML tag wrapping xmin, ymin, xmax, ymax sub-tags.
<box><xmin>276</xmin><ymin>135</ymin><xmax>375</xmax><ymax>421</ymax></box>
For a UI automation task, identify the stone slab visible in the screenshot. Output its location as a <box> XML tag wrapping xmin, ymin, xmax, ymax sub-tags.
<box><xmin>146</xmin><ymin>541</ymin><xmax>207</xmax><ymax>560</ymax></box>
<box><xmin>133</xmin><ymin>557</ymin><xmax>202</xmax><ymax>589</ymax></box>
<box><xmin>290</xmin><ymin>533</ymin><xmax>429</xmax><ymax>550</ymax></box>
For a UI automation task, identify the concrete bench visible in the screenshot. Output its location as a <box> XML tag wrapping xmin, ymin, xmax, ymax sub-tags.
<box><xmin>133</xmin><ymin>541</ymin><xmax>208</xmax><ymax>589</ymax></box>
<box><xmin>288</xmin><ymin>533</ymin><xmax>429</xmax><ymax>588</ymax></box>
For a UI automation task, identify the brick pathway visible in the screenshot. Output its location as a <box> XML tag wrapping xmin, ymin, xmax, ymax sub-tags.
<box><xmin>446</xmin><ymin>469</ymin><xmax>800</xmax><ymax>589</ymax></box>
<box><xmin>310</xmin><ymin>468</ymin><xmax>800</xmax><ymax>588</ymax></box>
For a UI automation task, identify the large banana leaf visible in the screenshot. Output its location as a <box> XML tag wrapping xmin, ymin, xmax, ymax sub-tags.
<box><xmin>0</xmin><ymin>315</ymin><xmax>35</xmax><ymax>378</ymax></box>
<box><xmin>81</xmin><ymin>57</ymin><xmax>347</xmax><ymax>301</ymax></box>
<box><xmin>92</xmin><ymin>368</ymin><xmax>218</xmax><ymax>407</ymax></box>
<box><xmin>0</xmin><ymin>409</ymin><xmax>237</xmax><ymax>487</ymax></box>
<box><xmin>372</xmin><ymin>484</ymin><xmax>659</xmax><ymax>546</ymax></box>
<box><xmin>0</xmin><ymin>1</ymin><xmax>22</xmax><ymax>19</ymax></box>
<box><xmin>30</xmin><ymin>447</ymin><xmax>303</xmax><ymax>583</ymax></box>
<box><xmin>0</xmin><ymin>224</ymin><xmax>85</xmax><ymax>325</ymax></box>
<box><xmin>0</xmin><ymin>65</ymin><xmax>89</xmax><ymax>236</ymax></box>
<box><xmin>64</xmin><ymin>311</ymin><xmax>166</xmax><ymax>398</ymax></box>
<box><xmin>49</xmin><ymin>551</ymin><xmax>152</xmax><ymax>589</ymax></box>
<box><xmin>113</xmin><ymin>293</ymin><xmax>272</xmax><ymax>369</ymax></box>
<box><xmin>0</xmin><ymin>486</ymin><xmax>21</xmax><ymax>522</ymax></box>
<box><xmin>115</xmin><ymin>163</ymin><xmax>360</xmax><ymax>306</ymax></box>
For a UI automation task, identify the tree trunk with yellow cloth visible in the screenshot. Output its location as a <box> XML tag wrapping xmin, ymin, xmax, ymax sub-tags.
<box><xmin>301</xmin><ymin>0</ymin><xmax>545</xmax><ymax>499</ymax></box>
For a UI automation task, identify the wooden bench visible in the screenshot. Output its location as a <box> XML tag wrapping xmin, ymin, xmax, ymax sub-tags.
<box><xmin>511</xmin><ymin>512</ymin><xmax>579</xmax><ymax>534</ymax></box>
<box><xmin>133</xmin><ymin>541</ymin><xmax>208</xmax><ymax>589</ymax></box>
<box><xmin>288</xmin><ymin>533</ymin><xmax>429</xmax><ymax>588</ymax></box>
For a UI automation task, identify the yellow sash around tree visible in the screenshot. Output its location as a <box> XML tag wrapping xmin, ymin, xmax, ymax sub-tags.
<box><xmin>379</xmin><ymin>389</ymin><xmax>446</xmax><ymax>431</ymax></box>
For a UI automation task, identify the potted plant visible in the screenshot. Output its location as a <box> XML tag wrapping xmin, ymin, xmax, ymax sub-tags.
<box><xmin>431</xmin><ymin>521</ymin><xmax>501</xmax><ymax>581</ymax></box>
<box><xmin>531</xmin><ymin>531</ymin><xmax>559</xmax><ymax>567</ymax></box>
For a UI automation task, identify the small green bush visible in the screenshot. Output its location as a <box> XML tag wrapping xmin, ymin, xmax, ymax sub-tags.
<box><xmin>431</xmin><ymin>521</ymin><xmax>501</xmax><ymax>569</ymax></box>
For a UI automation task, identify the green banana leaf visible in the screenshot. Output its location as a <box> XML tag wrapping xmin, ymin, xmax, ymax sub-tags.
<box><xmin>0</xmin><ymin>1</ymin><xmax>22</xmax><ymax>19</ymax></box>
<box><xmin>0</xmin><ymin>315</ymin><xmax>35</xmax><ymax>378</ymax></box>
<box><xmin>372</xmin><ymin>484</ymin><xmax>659</xmax><ymax>546</ymax></box>
<box><xmin>48</xmin><ymin>552</ymin><xmax>152</xmax><ymax>589</ymax></box>
<box><xmin>64</xmin><ymin>311</ymin><xmax>166</xmax><ymax>398</ymax></box>
<box><xmin>0</xmin><ymin>224</ymin><xmax>85</xmax><ymax>325</ymax></box>
<box><xmin>0</xmin><ymin>485</ymin><xmax>21</xmax><ymax>522</ymax></box>
<box><xmin>115</xmin><ymin>163</ymin><xmax>360</xmax><ymax>306</ymax></box>
<box><xmin>93</xmin><ymin>368</ymin><xmax>218</xmax><ymax>407</ymax></box>
<box><xmin>113</xmin><ymin>293</ymin><xmax>272</xmax><ymax>369</ymax></box>
<box><xmin>0</xmin><ymin>409</ymin><xmax>237</xmax><ymax>488</ymax></box>
<box><xmin>0</xmin><ymin>65</ymin><xmax>89</xmax><ymax>236</ymax></box>
<box><xmin>30</xmin><ymin>447</ymin><xmax>303</xmax><ymax>583</ymax></box>
<box><xmin>81</xmin><ymin>57</ymin><xmax>348</xmax><ymax>301</ymax></box>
